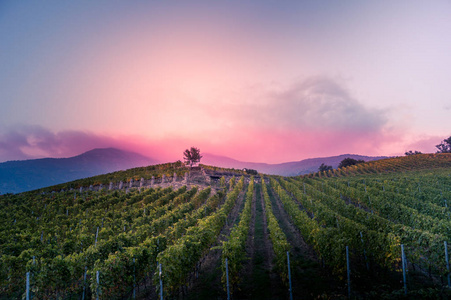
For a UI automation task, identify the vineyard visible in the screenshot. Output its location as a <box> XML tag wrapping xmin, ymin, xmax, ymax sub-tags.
<box><xmin>1</xmin><ymin>154</ymin><xmax>451</xmax><ymax>299</ymax></box>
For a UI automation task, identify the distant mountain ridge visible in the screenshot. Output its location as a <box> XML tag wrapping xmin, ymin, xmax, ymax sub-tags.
<box><xmin>0</xmin><ymin>148</ymin><xmax>388</xmax><ymax>194</ymax></box>
<box><xmin>0</xmin><ymin>148</ymin><xmax>156</xmax><ymax>194</ymax></box>
<box><xmin>202</xmin><ymin>153</ymin><xmax>389</xmax><ymax>176</ymax></box>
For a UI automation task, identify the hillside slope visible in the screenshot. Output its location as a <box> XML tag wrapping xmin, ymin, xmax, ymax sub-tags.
<box><xmin>309</xmin><ymin>153</ymin><xmax>451</xmax><ymax>177</ymax></box>
<box><xmin>0</xmin><ymin>148</ymin><xmax>156</xmax><ymax>194</ymax></box>
<box><xmin>202</xmin><ymin>153</ymin><xmax>388</xmax><ymax>176</ymax></box>
<box><xmin>1</xmin><ymin>155</ymin><xmax>451</xmax><ymax>299</ymax></box>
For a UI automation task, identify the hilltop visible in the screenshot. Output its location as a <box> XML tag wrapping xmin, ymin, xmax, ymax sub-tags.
<box><xmin>0</xmin><ymin>149</ymin><xmax>388</xmax><ymax>194</ymax></box>
<box><xmin>307</xmin><ymin>152</ymin><xmax>451</xmax><ymax>177</ymax></box>
<box><xmin>31</xmin><ymin>153</ymin><xmax>451</xmax><ymax>195</ymax></box>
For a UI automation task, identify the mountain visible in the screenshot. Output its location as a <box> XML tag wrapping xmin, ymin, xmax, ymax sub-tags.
<box><xmin>0</xmin><ymin>148</ymin><xmax>156</xmax><ymax>194</ymax></box>
<box><xmin>0</xmin><ymin>148</ymin><xmax>387</xmax><ymax>194</ymax></box>
<box><xmin>202</xmin><ymin>153</ymin><xmax>388</xmax><ymax>176</ymax></box>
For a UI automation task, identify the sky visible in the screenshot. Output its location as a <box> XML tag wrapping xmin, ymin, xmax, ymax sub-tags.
<box><xmin>1</xmin><ymin>0</ymin><xmax>450</xmax><ymax>163</ymax></box>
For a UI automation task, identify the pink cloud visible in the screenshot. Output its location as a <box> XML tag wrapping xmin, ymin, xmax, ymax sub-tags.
<box><xmin>0</xmin><ymin>124</ymin><xmax>437</xmax><ymax>165</ymax></box>
<box><xmin>0</xmin><ymin>126</ymin><xmax>227</xmax><ymax>163</ymax></box>
<box><xmin>2</xmin><ymin>75</ymin><xmax>442</xmax><ymax>164</ymax></box>
<box><xmin>0</xmin><ymin>125</ymin><xmax>118</xmax><ymax>161</ymax></box>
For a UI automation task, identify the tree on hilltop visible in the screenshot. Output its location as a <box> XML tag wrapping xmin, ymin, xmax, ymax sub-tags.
<box><xmin>183</xmin><ymin>147</ymin><xmax>203</xmax><ymax>168</ymax></box>
<box><xmin>338</xmin><ymin>157</ymin><xmax>365</xmax><ymax>169</ymax></box>
<box><xmin>405</xmin><ymin>150</ymin><xmax>422</xmax><ymax>156</ymax></box>
<box><xmin>318</xmin><ymin>163</ymin><xmax>333</xmax><ymax>172</ymax></box>
<box><xmin>436</xmin><ymin>136</ymin><xmax>451</xmax><ymax>153</ymax></box>
<box><xmin>243</xmin><ymin>168</ymin><xmax>258</xmax><ymax>175</ymax></box>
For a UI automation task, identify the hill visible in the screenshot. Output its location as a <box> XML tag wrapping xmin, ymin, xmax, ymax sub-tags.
<box><xmin>0</xmin><ymin>148</ymin><xmax>156</xmax><ymax>194</ymax></box>
<box><xmin>308</xmin><ymin>152</ymin><xmax>451</xmax><ymax>178</ymax></box>
<box><xmin>202</xmin><ymin>153</ymin><xmax>388</xmax><ymax>176</ymax></box>
<box><xmin>1</xmin><ymin>154</ymin><xmax>451</xmax><ymax>299</ymax></box>
<box><xmin>0</xmin><ymin>150</ymin><xmax>387</xmax><ymax>194</ymax></box>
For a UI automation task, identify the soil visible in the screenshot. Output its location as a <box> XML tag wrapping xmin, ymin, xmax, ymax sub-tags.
<box><xmin>186</xmin><ymin>187</ymin><xmax>248</xmax><ymax>300</ymax></box>
<box><xmin>235</xmin><ymin>183</ymin><xmax>285</xmax><ymax>300</ymax></box>
<box><xmin>135</xmin><ymin>175</ymin><xmax>344</xmax><ymax>299</ymax></box>
<box><xmin>184</xmin><ymin>179</ymin><xmax>343</xmax><ymax>300</ymax></box>
<box><xmin>265</xmin><ymin>179</ymin><xmax>344</xmax><ymax>299</ymax></box>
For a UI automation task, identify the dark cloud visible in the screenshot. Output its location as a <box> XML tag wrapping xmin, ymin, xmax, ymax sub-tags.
<box><xmin>0</xmin><ymin>125</ymin><xmax>186</xmax><ymax>163</ymax></box>
<box><xmin>216</xmin><ymin>77</ymin><xmax>387</xmax><ymax>134</ymax></box>
<box><xmin>0</xmin><ymin>125</ymin><xmax>116</xmax><ymax>162</ymax></box>
<box><xmin>0</xmin><ymin>78</ymin><xmax>392</xmax><ymax>163</ymax></box>
<box><xmin>0</xmin><ymin>130</ymin><xmax>30</xmax><ymax>161</ymax></box>
<box><xmin>262</xmin><ymin>77</ymin><xmax>388</xmax><ymax>132</ymax></box>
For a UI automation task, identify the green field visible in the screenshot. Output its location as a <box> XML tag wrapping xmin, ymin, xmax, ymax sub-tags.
<box><xmin>1</xmin><ymin>154</ymin><xmax>451</xmax><ymax>299</ymax></box>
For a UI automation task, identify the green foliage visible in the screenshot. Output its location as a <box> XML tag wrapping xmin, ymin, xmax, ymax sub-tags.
<box><xmin>319</xmin><ymin>163</ymin><xmax>333</xmax><ymax>172</ymax></box>
<box><xmin>221</xmin><ymin>177</ymin><xmax>253</xmax><ymax>293</ymax></box>
<box><xmin>1</xmin><ymin>156</ymin><xmax>451</xmax><ymax>298</ymax></box>
<box><xmin>261</xmin><ymin>178</ymin><xmax>290</xmax><ymax>284</ymax></box>
<box><xmin>154</xmin><ymin>177</ymin><xmax>243</xmax><ymax>296</ymax></box>
<box><xmin>219</xmin><ymin>176</ymin><xmax>226</xmax><ymax>188</ymax></box>
<box><xmin>307</xmin><ymin>153</ymin><xmax>451</xmax><ymax>177</ymax></box>
<box><xmin>436</xmin><ymin>136</ymin><xmax>451</xmax><ymax>153</ymax></box>
<box><xmin>338</xmin><ymin>157</ymin><xmax>365</xmax><ymax>169</ymax></box>
<box><xmin>243</xmin><ymin>168</ymin><xmax>258</xmax><ymax>175</ymax></box>
<box><xmin>405</xmin><ymin>150</ymin><xmax>422</xmax><ymax>155</ymax></box>
<box><xmin>183</xmin><ymin>147</ymin><xmax>203</xmax><ymax>167</ymax></box>
<box><xmin>35</xmin><ymin>162</ymin><xmax>189</xmax><ymax>193</ymax></box>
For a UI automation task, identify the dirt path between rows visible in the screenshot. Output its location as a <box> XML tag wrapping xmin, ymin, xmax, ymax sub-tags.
<box><xmin>233</xmin><ymin>183</ymin><xmax>285</xmax><ymax>300</ymax></box>
<box><xmin>266</xmin><ymin>179</ymin><xmax>341</xmax><ymax>299</ymax></box>
<box><xmin>238</xmin><ymin>184</ymin><xmax>257</xmax><ymax>298</ymax></box>
<box><xmin>256</xmin><ymin>183</ymin><xmax>286</xmax><ymax>299</ymax></box>
<box><xmin>186</xmin><ymin>186</ymin><xmax>248</xmax><ymax>300</ymax></box>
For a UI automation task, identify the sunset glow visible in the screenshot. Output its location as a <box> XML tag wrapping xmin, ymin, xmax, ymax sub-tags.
<box><xmin>1</xmin><ymin>1</ymin><xmax>450</xmax><ymax>163</ymax></box>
